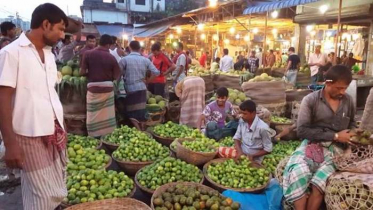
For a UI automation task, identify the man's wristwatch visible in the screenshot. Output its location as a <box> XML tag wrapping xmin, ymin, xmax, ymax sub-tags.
<box><xmin>334</xmin><ymin>133</ymin><xmax>339</xmax><ymax>141</ymax></box>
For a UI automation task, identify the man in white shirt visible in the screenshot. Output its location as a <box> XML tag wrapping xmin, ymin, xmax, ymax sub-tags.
<box><xmin>256</xmin><ymin>48</ymin><xmax>263</xmax><ymax>68</ymax></box>
<box><xmin>220</xmin><ymin>48</ymin><xmax>234</xmax><ymax>72</ymax></box>
<box><xmin>308</xmin><ymin>45</ymin><xmax>328</xmax><ymax>84</ymax></box>
<box><xmin>0</xmin><ymin>3</ymin><xmax>69</xmax><ymax>210</ymax></box>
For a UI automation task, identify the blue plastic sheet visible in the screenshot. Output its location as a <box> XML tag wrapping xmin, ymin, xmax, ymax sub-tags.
<box><xmin>222</xmin><ymin>179</ymin><xmax>283</xmax><ymax>210</ymax></box>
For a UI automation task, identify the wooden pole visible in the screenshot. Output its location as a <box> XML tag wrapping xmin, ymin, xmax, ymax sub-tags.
<box><xmin>263</xmin><ymin>11</ymin><xmax>268</xmax><ymax>65</ymax></box>
<box><xmin>334</xmin><ymin>0</ymin><xmax>342</xmax><ymax>55</ymax></box>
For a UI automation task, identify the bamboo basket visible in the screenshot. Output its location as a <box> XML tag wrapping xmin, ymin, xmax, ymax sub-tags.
<box><xmin>134</xmin><ymin>166</ymin><xmax>205</xmax><ymax>196</ymax></box>
<box><xmin>65</xmin><ymin>198</ymin><xmax>150</xmax><ymax>210</ymax></box>
<box><xmin>101</xmin><ymin>138</ymin><xmax>120</xmax><ymax>152</ymax></box>
<box><xmin>112</xmin><ymin>156</ymin><xmax>154</xmax><ymax>176</ymax></box>
<box><xmin>175</xmin><ymin>138</ymin><xmax>218</xmax><ymax>166</ymax></box>
<box><xmin>95</xmin><ymin>140</ymin><xmax>103</xmax><ymax>150</ymax></box>
<box><xmin>270</xmin><ymin>119</ymin><xmax>294</xmax><ymax>130</ymax></box>
<box><xmin>148</xmin><ymin>129</ymin><xmax>175</xmax><ymax>146</ymax></box>
<box><xmin>146</xmin><ymin>109</ymin><xmax>166</xmax><ymax>127</ymax></box>
<box><xmin>169</xmin><ymin>139</ymin><xmax>177</xmax><ymax>157</ymax></box>
<box><xmin>203</xmin><ymin>158</ymin><xmax>271</xmax><ymax>193</ymax></box>
<box><xmin>150</xmin><ymin>182</ymin><xmax>221</xmax><ymax>210</ymax></box>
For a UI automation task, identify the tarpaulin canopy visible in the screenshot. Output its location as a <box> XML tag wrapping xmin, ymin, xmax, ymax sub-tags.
<box><xmin>243</xmin><ymin>0</ymin><xmax>320</xmax><ymax>15</ymax></box>
<box><xmin>96</xmin><ymin>25</ymin><xmax>133</xmax><ymax>37</ymax></box>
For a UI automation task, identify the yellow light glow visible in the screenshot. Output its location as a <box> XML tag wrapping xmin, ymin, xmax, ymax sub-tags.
<box><xmin>197</xmin><ymin>23</ymin><xmax>205</xmax><ymax>31</ymax></box>
<box><xmin>271</xmin><ymin>10</ymin><xmax>279</xmax><ymax>18</ymax></box>
<box><xmin>326</xmin><ymin>31</ymin><xmax>332</xmax><ymax>37</ymax></box>
<box><xmin>176</xmin><ymin>27</ymin><xmax>182</xmax><ymax>34</ymax></box>
<box><xmin>201</xmin><ymin>34</ymin><xmax>206</xmax><ymax>40</ymax></box>
<box><xmin>353</xmin><ymin>34</ymin><xmax>360</xmax><ymax>40</ymax></box>
<box><xmin>229</xmin><ymin>27</ymin><xmax>235</xmax><ymax>34</ymax></box>
<box><xmin>209</xmin><ymin>0</ymin><xmax>218</xmax><ymax>7</ymax></box>
<box><xmin>150</xmin><ymin>40</ymin><xmax>155</xmax><ymax>44</ymax></box>
<box><xmin>272</xmin><ymin>28</ymin><xmax>278</xmax><ymax>34</ymax></box>
<box><xmin>213</xmin><ymin>34</ymin><xmax>219</xmax><ymax>41</ymax></box>
<box><xmin>140</xmin><ymin>41</ymin><xmax>144</xmax><ymax>47</ymax></box>
<box><xmin>224</xmin><ymin>39</ymin><xmax>230</xmax><ymax>44</ymax></box>
<box><xmin>253</xmin><ymin>28</ymin><xmax>259</xmax><ymax>34</ymax></box>
<box><xmin>235</xmin><ymin>34</ymin><xmax>240</xmax><ymax>39</ymax></box>
<box><xmin>266</xmin><ymin>40</ymin><xmax>270</xmax><ymax>44</ymax></box>
<box><xmin>172</xmin><ymin>42</ymin><xmax>178</xmax><ymax>47</ymax></box>
<box><xmin>122</xmin><ymin>34</ymin><xmax>128</xmax><ymax>40</ymax></box>
<box><xmin>244</xmin><ymin>35</ymin><xmax>250</xmax><ymax>41</ymax></box>
<box><xmin>310</xmin><ymin>31</ymin><xmax>316</xmax><ymax>37</ymax></box>
<box><xmin>319</xmin><ymin>4</ymin><xmax>329</xmax><ymax>14</ymax></box>
<box><xmin>169</xmin><ymin>34</ymin><xmax>174</xmax><ymax>39</ymax></box>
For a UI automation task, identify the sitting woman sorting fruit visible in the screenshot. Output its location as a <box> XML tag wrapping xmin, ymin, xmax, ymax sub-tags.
<box><xmin>219</xmin><ymin>100</ymin><xmax>273</xmax><ymax>163</ymax></box>
<box><xmin>197</xmin><ymin>87</ymin><xmax>238</xmax><ymax>140</ymax></box>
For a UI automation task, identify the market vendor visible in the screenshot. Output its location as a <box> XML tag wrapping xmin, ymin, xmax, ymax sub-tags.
<box><xmin>219</xmin><ymin>100</ymin><xmax>273</xmax><ymax>163</ymax></box>
<box><xmin>197</xmin><ymin>87</ymin><xmax>238</xmax><ymax>140</ymax></box>
<box><xmin>283</xmin><ymin>65</ymin><xmax>356</xmax><ymax>210</ymax></box>
<box><xmin>80</xmin><ymin>34</ymin><xmax>121</xmax><ymax>137</ymax></box>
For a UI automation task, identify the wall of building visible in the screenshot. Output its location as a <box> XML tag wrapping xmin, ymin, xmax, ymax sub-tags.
<box><xmin>83</xmin><ymin>9</ymin><xmax>128</xmax><ymax>24</ymax></box>
<box><xmin>152</xmin><ymin>0</ymin><xmax>165</xmax><ymax>11</ymax></box>
<box><xmin>129</xmin><ymin>0</ymin><xmax>165</xmax><ymax>12</ymax></box>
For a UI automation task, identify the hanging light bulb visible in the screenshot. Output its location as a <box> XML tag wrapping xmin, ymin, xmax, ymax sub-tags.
<box><xmin>310</xmin><ymin>31</ymin><xmax>316</xmax><ymax>37</ymax></box>
<box><xmin>169</xmin><ymin>34</ymin><xmax>174</xmax><ymax>39</ymax></box>
<box><xmin>200</xmin><ymin>34</ymin><xmax>206</xmax><ymax>40</ymax></box>
<box><xmin>229</xmin><ymin>27</ymin><xmax>235</xmax><ymax>34</ymax></box>
<box><xmin>253</xmin><ymin>28</ymin><xmax>259</xmax><ymax>34</ymax></box>
<box><xmin>306</xmin><ymin>25</ymin><xmax>314</xmax><ymax>32</ymax></box>
<box><xmin>140</xmin><ymin>41</ymin><xmax>144</xmax><ymax>47</ymax></box>
<box><xmin>212</xmin><ymin>34</ymin><xmax>219</xmax><ymax>41</ymax></box>
<box><xmin>176</xmin><ymin>27</ymin><xmax>182</xmax><ymax>34</ymax></box>
<box><xmin>208</xmin><ymin>0</ymin><xmax>218</xmax><ymax>8</ymax></box>
<box><xmin>271</xmin><ymin>10</ymin><xmax>279</xmax><ymax>18</ymax></box>
<box><xmin>272</xmin><ymin>28</ymin><xmax>278</xmax><ymax>35</ymax></box>
<box><xmin>235</xmin><ymin>34</ymin><xmax>240</xmax><ymax>39</ymax></box>
<box><xmin>319</xmin><ymin>4</ymin><xmax>329</xmax><ymax>14</ymax></box>
<box><xmin>244</xmin><ymin>35</ymin><xmax>250</xmax><ymax>41</ymax></box>
<box><xmin>197</xmin><ymin>23</ymin><xmax>205</xmax><ymax>31</ymax></box>
<box><xmin>224</xmin><ymin>39</ymin><xmax>230</xmax><ymax>44</ymax></box>
<box><xmin>122</xmin><ymin>34</ymin><xmax>128</xmax><ymax>40</ymax></box>
<box><xmin>150</xmin><ymin>40</ymin><xmax>155</xmax><ymax>44</ymax></box>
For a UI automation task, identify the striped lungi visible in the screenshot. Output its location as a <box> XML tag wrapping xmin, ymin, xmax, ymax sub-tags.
<box><xmin>17</xmin><ymin>135</ymin><xmax>67</xmax><ymax>210</ymax></box>
<box><xmin>86</xmin><ymin>82</ymin><xmax>116</xmax><ymax>137</ymax></box>
<box><xmin>282</xmin><ymin>140</ymin><xmax>336</xmax><ymax>203</ymax></box>
<box><xmin>178</xmin><ymin>77</ymin><xmax>205</xmax><ymax>128</ymax></box>
<box><xmin>125</xmin><ymin>90</ymin><xmax>148</xmax><ymax>122</ymax></box>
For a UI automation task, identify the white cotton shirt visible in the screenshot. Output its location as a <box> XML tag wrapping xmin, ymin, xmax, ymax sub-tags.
<box><xmin>220</xmin><ymin>55</ymin><xmax>234</xmax><ymax>72</ymax></box>
<box><xmin>308</xmin><ymin>53</ymin><xmax>328</xmax><ymax>77</ymax></box>
<box><xmin>0</xmin><ymin>33</ymin><xmax>64</xmax><ymax>137</ymax></box>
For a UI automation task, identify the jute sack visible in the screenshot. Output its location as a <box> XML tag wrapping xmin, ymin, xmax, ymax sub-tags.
<box><xmin>259</xmin><ymin>102</ymin><xmax>287</xmax><ymax>117</ymax></box>
<box><xmin>200</xmin><ymin>75</ymin><xmax>214</xmax><ymax>92</ymax></box>
<box><xmin>296</xmin><ymin>72</ymin><xmax>310</xmax><ymax>87</ymax></box>
<box><xmin>271</xmin><ymin>68</ymin><xmax>286</xmax><ymax>78</ymax></box>
<box><xmin>361</xmin><ymin>88</ymin><xmax>373</xmax><ymax>132</ymax></box>
<box><xmin>285</xmin><ymin>89</ymin><xmax>312</xmax><ymax>102</ymax></box>
<box><xmin>325</xmin><ymin>172</ymin><xmax>373</xmax><ymax>210</ymax></box>
<box><xmin>291</xmin><ymin>101</ymin><xmax>301</xmax><ymax>121</ymax></box>
<box><xmin>213</xmin><ymin>74</ymin><xmax>242</xmax><ymax>90</ymax></box>
<box><xmin>333</xmin><ymin>145</ymin><xmax>373</xmax><ymax>174</ymax></box>
<box><xmin>242</xmin><ymin>81</ymin><xmax>286</xmax><ymax>104</ymax></box>
<box><xmin>257</xmin><ymin>105</ymin><xmax>272</xmax><ymax>126</ymax></box>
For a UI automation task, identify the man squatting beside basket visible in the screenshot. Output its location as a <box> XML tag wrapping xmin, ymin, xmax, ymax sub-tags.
<box><xmin>0</xmin><ymin>3</ymin><xmax>69</xmax><ymax>210</ymax></box>
<box><xmin>282</xmin><ymin>65</ymin><xmax>357</xmax><ymax>210</ymax></box>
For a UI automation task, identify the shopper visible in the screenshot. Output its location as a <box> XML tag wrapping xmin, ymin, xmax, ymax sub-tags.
<box><xmin>220</xmin><ymin>48</ymin><xmax>234</xmax><ymax>72</ymax></box>
<box><xmin>172</xmin><ymin>42</ymin><xmax>187</xmax><ymax>85</ymax></box>
<box><xmin>247</xmin><ymin>50</ymin><xmax>259</xmax><ymax>73</ymax></box>
<box><xmin>210</xmin><ymin>57</ymin><xmax>220</xmax><ymax>71</ymax></box>
<box><xmin>0</xmin><ymin>21</ymin><xmax>16</xmax><ymax>40</ymax></box>
<box><xmin>283</xmin><ymin>65</ymin><xmax>356</xmax><ymax>210</ymax></box>
<box><xmin>80</xmin><ymin>34</ymin><xmax>120</xmax><ymax>137</ymax></box>
<box><xmin>57</xmin><ymin>30</ymin><xmax>82</xmax><ymax>63</ymax></box>
<box><xmin>199</xmin><ymin>51</ymin><xmax>209</xmax><ymax>68</ymax></box>
<box><xmin>0</xmin><ymin>4</ymin><xmax>68</xmax><ymax>210</ymax></box>
<box><xmin>308</xmin><ymin>45</ymin><xmax>328</xmax><ymax>85</ymax></box>
<box><xmin>119</xmin><ymin>41</ymin><xmax>160</xmax><ymax>129</ymax></box>
<box><xmin>110</xmin><ymin>36</ymin><xmax>125</xmax><ymax>63</ymax></box>
<box><xmin>148</xmin><ymin>42</ymin><xmax>176</xmax><ymax>97</ymax></box>
<box><xmin>197</xmin><ymin>87</ymin><xmax>238</xmax><ymax>140</ymax></box>
<box><xmin>256</xmin><ymin>48</ymin><xmax>263</xmax><ymax>68</ymax></box>
<box><xmin>285</xmin><ymin>47</ymin><xmax>300</xmax><ymax>85</ymax></box>
<box><xmin>220</xmin><ymin>100</ymin><xmax>273</xmax><ymax>163</ymax></box>
<box><xmin>79</xmin><ymin>34</ymin><xmax>96</xmax><ymax>65</ymax></box>
<box><xmin>282</xmin><ymin>52</ymin><xmax>288</xmax><ymax>64</ymax></box>
<box><xmin>0</xmin><ymin>37</ymin><xmax>11</xmax><ymax>49</ymax></box>
<box><xmin>265</xmin><ymin>50</ymin><xmax>276</xmax><ymax>67</ymax></box>
<box><xmin>175</xmin><ymin>76</ymin><xmax>205</xmax><ymax>128</ymax></box>
<box><xmin>342</xmin><ymin>52</ymin><xmax>364</xmax><ymax>70</ymax></box>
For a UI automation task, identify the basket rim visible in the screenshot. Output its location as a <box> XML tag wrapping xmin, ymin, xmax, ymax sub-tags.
<box><xmin>203</xmin><ymin>158</ymin><xmax>271</xmax><ymax>192</ymax></box>
<box><xmin>176</xmin><ymin>138</ymin><xmax>218</xmax><ymax>155</ymax></box>
<box><xmin>148</xmin><ymin>128</ymin><xmax>176</xmax><ymax>142</ymax></box>
<box><xmin>64</xmin><ymin>197</ymin><xmax>150</xmax><ymax>210</ymax></box>
<box><xmin>134</xmin><ymin>164</ymin><xmax>205</xmax><ymax>195</ymax></box>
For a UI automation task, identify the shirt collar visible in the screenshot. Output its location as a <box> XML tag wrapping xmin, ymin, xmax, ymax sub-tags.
<box><xmin>96</xmin><ymin>46</ymin><xmax>109</xmax><ymax>52</ymax></box>
<box><xmin>18</xmin><ymin>32</ymin><xmax>52</xmax><ymax>50</ymax></box>
<box><xmin>240</xmin><ymin>115</ymin><xmax>259</xmax><ymax>132</ymax></box>
<box><xmin>130</xmin><ymin>52</ymin><xmax>141</xmax><ymax>56</ymax></box>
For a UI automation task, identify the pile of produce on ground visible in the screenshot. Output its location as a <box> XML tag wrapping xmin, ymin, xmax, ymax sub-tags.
<box><xmin>68</xmin><ymin>134</ymin><xmax>100</xmax><ymax>149</ymax></box>
<box><xmin>248</xmin><ymin>73</ymin><xmax>279</xmax><ymax>82</ymax></box>
<box><xmin>218</xmin><ymin>137</ymin><xmax>235</xmax><ymax>147</ymax></box>
<box><xmin>206</xmin><ymin>157</ymin><xmax>270</xmax><ymax>189</ymax></box>
<box><xmin>59</xmin><ymin>59</ymin><xmax>87</xmax><ymax>97</ymax></box>
<box><xmin>262</xmin><ymin>141</ymin><xmax>301</xmax><ymax>173</ymax></box>
<box><xmin>112</xmin><ymin>133</ymin><xmax>169</xmax><ymax>162</ymax></box>
<box><xmin>350</xmin><ymin>129</ymin><xmax>373</xmax><ymax>145</ymax></box>
<box><xmin>67</xmin><ymin>145</ymin><xmax>110</xmax><ymax>172</ymax></box>
<box><xmin>215</xmin><ymin>69</ymin><xmax>247</xmax><ymax>76</ymax></box>
<box><xmin>153</xmin><ymin>121</ymin><xmax>194</xmax><ymax>138</ymax></box>
<box><xmin>271</xmin><ymin>116</ymin><xmax>293</xmax><ymax>124</ymax></box>
<box><xmin>189</xmin><ymin>65</ymin><xmax>211</xmax><ymax>76</ymax></box>
<box><xmin>65</xmin><ymin>169</ymin><xmax>134</xmax><ymax>205</ymax></box>
<box><xmin>209</xmin><ymin>88</ymin><xmax>248</xmax><ymax>106</ymax></box>
<box><xmin>137</xmin><ymin>157</ymin><xmax>203</xmax><ymax>190</ymax></box>
<box><xmin>147</xmin><ymin>91</ymin><xmax>167</xmax><ymax>112</ymax></box>
<box><xmin>103</xmin><ymin>125</ymin><xmax>143</xmax><ymax>145</ymax></box>
<box><xmin>153</xmin><ymin>184</ymin><xmax>241</xmax><ymax>210</ymax></box>
<box><xmin>299</xmin><ymin>64</ymin><xmax>310</xmax><ymax>74</ymax></box>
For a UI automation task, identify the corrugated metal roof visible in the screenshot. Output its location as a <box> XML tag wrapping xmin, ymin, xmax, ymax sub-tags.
<box><xmin>243</xmin><ymin>0</ymin><xmax>320</xmax><ymax>15</ymax></box>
